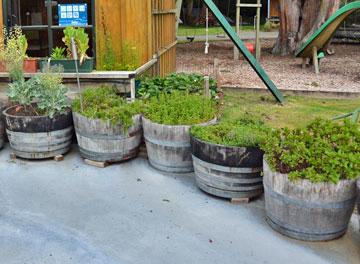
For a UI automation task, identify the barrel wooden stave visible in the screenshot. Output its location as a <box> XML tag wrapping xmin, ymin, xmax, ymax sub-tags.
<box><xmin>6</xmin><ymin>127</ymin><xmax>73</xmax><ymax>159</ymax></box>
<box><xmin>357</xmin><ymin>179</ymin><xmax>360</xmax><ymax>217</ymax></box>
<box><xmin>0</xmin><ymin>119</ymin><xmax>4</xmax><ymax>149</ymax></box>
<box><xmin>263</xmin><ymin>159</ymin><xmax>357</xmax><ymax>241</ymax></box>
<box><xmin>143</xmin><ymin>117</ymin><xmax>216</xmax><ymax>173</ymax></box>
<box><xmin>73</xmin><ymin>112</ymin><xmax>142</xmax><ymax>162</ymax></box>
<box><xmin>193</xmin><ymin>156</ymin><xmax>263</xmax><ymax>199</ymax></box>
<box><xmin>0</xmin><ymin>102</ymin><xmax>7</xmax><ymax>149</ymax></box>
<box><xmin>191</xmin><ymin>136</ymin><xmax>264</xmax><ymax>199</ymax></box>
<box><xmin>3</xmin><ymin>107</ymin><xmax>73</xmax><ymax>159</ymax></box>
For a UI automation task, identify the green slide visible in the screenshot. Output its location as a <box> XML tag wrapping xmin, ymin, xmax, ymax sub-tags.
<box><xmin>296</xmin><ymin>1</ymin><xmax>360</xmax><ymax>58</ymax></box>
<box><xmin>202</xmin><ymin>0</ymin><xmax>284</xmax><ymax>103</ymax></box>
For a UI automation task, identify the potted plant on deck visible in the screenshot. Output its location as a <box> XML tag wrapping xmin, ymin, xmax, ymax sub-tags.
<box><xmin>39</xmin><ymin>26</ymin><xmax>94</xmax><ymax>73</ymax></box>
<box><xmin>3</xmin><ymin>27</ymin><xmax>38</xmax><ymax>73</ymax></box>
<box><xmin>72</xmin><ymin>86</ymin><xmax>143</xmax><ymax>164</ymax></box>
<box><xmin>190</xmin><ymin>117</ymin><xmax>269</xmax><ymax>201</ymax></box>
<box><xmin>261</xmin><ymin>119</ymin><xmax>360</xmax><ymax>241</ymax></box>
<box><xmin>142</xmin><ymin>92</ymin><xmax>218</xmax><ymax>173</ymax></box>
<box><xmin>3</xmin><ymin>66</ymin><xmax>73</xmax><ymax>159</ymax></box>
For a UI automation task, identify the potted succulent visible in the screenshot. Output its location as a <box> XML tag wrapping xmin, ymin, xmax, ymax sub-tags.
<box><xmin>3</xmin><ymin>66</ymin><xmax>73</xmax><ymax>159</ymax></box>
<box><xmin>261</xmin><ymin>119</ymin><xmax>360</xmax><ymax>241</ymax></box>
<box><xmin>190</xmin><ymin>117</ymin><xmax>269</xmax><ymax>200</ymax></box>
<box><xmin>39</xmin><ymin>26</ymin><xmax>94</xmax><ymax>73</ymax></box>
<box><xmin>143</xmin><ymin>92</ymin><xmax>218</xmax><ymax>173</ymax></box>
<box><xmin>3</xmin><ymin>27</ymin><xmax>38</xmax><ymax>73</ymax></box>
<box><xmin>72</xmin><ymin>86</ymin><xmax>143</xmax><ymax>163</ymax></box>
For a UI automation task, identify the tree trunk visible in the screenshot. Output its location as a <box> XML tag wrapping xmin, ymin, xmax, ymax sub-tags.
<box><xmin>273</xmin><ymin>0</ymin><xmax>340</xmax><ymax>55</ymax></box>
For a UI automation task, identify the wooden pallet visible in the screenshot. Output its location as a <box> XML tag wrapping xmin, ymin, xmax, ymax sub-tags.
<box><xmin>84</xmin><ymin>159</ymin><xmax>109</xmax><ymax>168</ymax></box>
<box><xmin>10</xmin><ymin>153</ymin><xmax>65</xmax><ymax>162</ymax></box>
<box><xmin>230</xmin><ymin>197</ymin><xmax>250</xmax><ymax>204</ymax></box>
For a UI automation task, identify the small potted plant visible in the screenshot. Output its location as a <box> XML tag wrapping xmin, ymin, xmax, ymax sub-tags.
<box><xmin>3</xmin><ymin>66</ymin><xmax>73</xmax><ymax>159</ymax></box>
<box><xmin>39</xmin><ymin>26</ymin><xmax>94</xmax><ymax>73</ymax></box>
<box><xmin>143</xmin><ymin>92</ymin><xmax>218</xmax><ymax>173</ymax></box>
<box><xmin>72</xmin><ymin>86</ymin><xmax>143</xmax><ymax>163</ymax></box>
<box><xmin>3</xmin><ymin>27</ymin><xmax>38</xmax><ymax>73</ymax></box>
<box><xmin>261</xmin><ymin>119</ymin><xmax>360</xmax><ymax>241</ymax></box>
<box><xmin>190</xmin><ymin>117</ymin><xmax>269</xmax><ymax>200</ymax></box>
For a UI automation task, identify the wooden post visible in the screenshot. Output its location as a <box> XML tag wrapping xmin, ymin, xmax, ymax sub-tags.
<box><xmin>312</xmin><ymin>46</ymin><xmax>319</xmax><ymax>74</ymax></box>
<box><xmin>302</xmin><ymin>58</ymin><xmax>307</xmax><ymax>69</ymax></box>
<box><xmin>130</xmin><ymin>78</ymin><xmax>136</xmax><ymax>101</ymax></box>
<box><xmin>204</xmin><ymin>76</ymin><xmax>210</xmax><ymax>98</ymax></box>
<box><xmin>234</xmin><ymin>0</ymin><xmax>241</xmax><ymax>60</ymax></box>
<box><xmin>175</xmin><ymin>0</ymin><xmax>183</xmax><ymax>33</ymax></box>
<box><xmin>255</xmin><ymin>0</ymin><xmax>261</xmax><ymax>60</ymax></box>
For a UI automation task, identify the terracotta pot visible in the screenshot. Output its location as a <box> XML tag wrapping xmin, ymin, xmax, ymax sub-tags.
<box><xmin>23</xmin><ymin>58</ymin><xmax>38</xmax><ymax>73</ymax></box>
<box><xmin>0</xmin><ymin>61</ymin><xmax>6</xmax><ymax>72</ymax></box>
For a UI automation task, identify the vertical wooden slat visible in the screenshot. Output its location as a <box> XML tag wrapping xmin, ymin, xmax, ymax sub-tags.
<box><xmin>95</xmin><ymin>0</ymin><xmax>175</xmax><ymax>75</ymax></box>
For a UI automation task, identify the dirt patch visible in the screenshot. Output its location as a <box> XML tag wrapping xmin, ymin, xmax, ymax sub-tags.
<box><xmin>176</xmin><ymin>41</ymin><xmax>360</xmax><ymax>94</ymax></box>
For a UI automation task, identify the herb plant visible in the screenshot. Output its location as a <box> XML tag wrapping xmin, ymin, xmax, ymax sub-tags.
<box><xmin>72</xmin><ymin>86</ymin><xmax>143</xmax><ymax>131</ymax></box>
<box><xmin>51</xmin><ymin>47</ymin><xmax>66</xmax><ymax>60</ymax></box>
<box><xmin>7</xmin><ymin>66</ymin><xmax>69</xmax><ymax>118</ymax></box>
<box><xmin>144</xmin><ymin>92</ymin><xmax>217</xmax><ymax>125</ymax></box>
<box><xmin>261</xmin><ymin>119</ymin><xmax>360</xmax><ymax>183</ymax></box>
<box><xmin>137</xmin><ymin>73</ymin><xmax>217</xmax><ymax>99</ymax></box>
<box><xmin>63</xmin><ymin>26</ymin><xmax>89</xmax><ymax>63</ymax></box>
<box><xmin>34</xmin><ymin>66</ymin><xmax>69</xmax><ymax>118</ymax></box>
<box><xmin>191</xmin><ymin>117</ymin><xmax>269</xmax><ymax>147</ymax></box>
<box><xmin>3</xmin><ymin>27</ymin><xmax>28</xmax><ymax>81</ymax></box>
<box><xmin>7</xmin><ymin>77</ymin><xmax>39</xmax><ymax>108</ymax></box>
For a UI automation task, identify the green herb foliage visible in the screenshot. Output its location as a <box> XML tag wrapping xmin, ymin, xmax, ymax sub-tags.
<box><xmin>72</xmin><ymin>86</ymin><xmax>143</xmax><ymax>131</ymax></box>
<box><xmin>34</xmin><ymin>66</ymin><xmax>69</xmax><ymax>118</ymax></box>
<box><xmin>2</xmin><ymin>27</ymin><xmax>28</xmax><ymax>81</ymax></box>
<box><xmin>191</xmin><ymin>117</ymin><xmax>270</xmax><ymax>147</ymax></box>
<box><xmin>7</xmin><ymin>66</ymin><xmax>69</xmax><ymax>118</ymax></box>
<box><xmin>144</xmin><ymin>92</ymin><xmax>217</xmax><ymax>125</ymax></box>
<box><xmin>51</xmin><ymin>47</ymin><xmax>66</xmax><ymax>60</ymax></box>
<box><xmin>62</xmin><ymin>27</ymin><xmax>89</xmax><ymax>63</ymax></box>
<box><xmin>261</xmin><ymin>119</ymin><xmax>360</xmax><ymax>183</ymax></box>
<box><xmin>137</xmin><ymin>73</ymin><xmax>217</xmax><ymax>99</ymax></box>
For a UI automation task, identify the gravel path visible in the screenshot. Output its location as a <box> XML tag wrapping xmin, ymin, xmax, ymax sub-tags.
<box><xmin>177</xmin><ymin>41</ymin><xmax>360</xmax><ymax>94</ymax></box>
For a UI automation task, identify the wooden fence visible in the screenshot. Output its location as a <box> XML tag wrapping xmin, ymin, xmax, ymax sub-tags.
<box><xmin>96</xmin><ymin>0</ymin><xmax>176</xmax><ymax>76</ymax></box>
<box><xmin>151</xmin><ymin>0</ymin><xmax>177</xmax><ymax>76</ymax></box>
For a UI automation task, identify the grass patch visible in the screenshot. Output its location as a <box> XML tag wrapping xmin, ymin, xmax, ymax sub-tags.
<box><xmin>221</xmin><ymin>90</ymin><xmax>360</xmax><ymax>129</ymax></box>
<box><xmin>177</xmin><ymin>25</ymin><xmax>265</xmax><ymax>37</ymax></box>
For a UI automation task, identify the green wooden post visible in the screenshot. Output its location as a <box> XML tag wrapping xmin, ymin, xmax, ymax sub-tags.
<box><xmin>202</xmin><ymin>0</ymin><xmax>284</xmax><ymax>103</ymax></box>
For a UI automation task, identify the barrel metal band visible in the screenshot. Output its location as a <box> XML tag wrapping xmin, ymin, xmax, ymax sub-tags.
<box><xmin>144</xmin><ymin>136</ymin><xmax>190</xmax><ymax>148</ymax></box>
<box><xmin>266</xmin><ymin>215</ymin><xmax>347</xmax><ymax>237</ymax></box>
<box><xmin>76</xmin><ymin>129</ymin><xmax>141</xmax><ymax>140</ymax></box>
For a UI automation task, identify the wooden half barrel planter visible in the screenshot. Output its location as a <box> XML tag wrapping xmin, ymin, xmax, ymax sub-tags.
<box><xmin>357</xmin><ymin>179</ymin><xmax>360</xmax><ymax>218</ymax></box>
<box><xmin>190</xmin><ymin>136</ymin><xmax>264</xmax><ymax>201</ymax></box>
<box><xmin>263</xmin><ymin>159</ymin><xmax>357</xmax><ymax>241</ymax></box>
<box><xmin>3</xmin><ymin>106</ymin><xmax>73</xmax><ymax>159</ymax></box>
<box><xmin>142</xmin><ymin>117</ymin><xmax>216</xmax><ymax>173</ymax></box>
<box><xmin>0</xmin><ymin>108</ymin><xmax>4</xmax><ymax>149</ymax></box>
<box><xmin>73</xmin><ymin>112</ymin><xmax>142</xmax><ymax>164</ymax></box>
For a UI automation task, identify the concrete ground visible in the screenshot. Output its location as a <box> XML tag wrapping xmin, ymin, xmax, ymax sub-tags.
<box><xmin>0</xmin><ymin>144</ymin><xmax>359</xmax><ymax>264</ymax></box>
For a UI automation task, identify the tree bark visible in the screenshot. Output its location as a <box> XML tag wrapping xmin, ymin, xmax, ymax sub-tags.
<box><xmin>273</xmin><ymin>0</ymin><xmax>340</xmax><ymax>55</ymax></box>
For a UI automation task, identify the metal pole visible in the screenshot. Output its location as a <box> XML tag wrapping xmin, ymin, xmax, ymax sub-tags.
<box><xmin>255</xmin><ymin>0</ymin><xmax>261</xmax><ymax>60</ymax></box>
<box><xmin>71</xmin><ymin>37</ymin><xmax>83</xmax><ymax>112</ymax></box>
<box><xmin>234</xmin><ymin>0</ymin><xmax>241</xmax><ymax>60</ymax></box>
<box><xmin>205</xmin><ymin>7</ymin><xmax>209</xmax><ymax>54</ymax></box>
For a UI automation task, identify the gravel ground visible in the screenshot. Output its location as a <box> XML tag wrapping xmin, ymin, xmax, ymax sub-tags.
<box><xmin>176</xmin><ymin>41</ymin><xmax>360</xmax><ymax>93</ymax></box>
